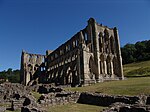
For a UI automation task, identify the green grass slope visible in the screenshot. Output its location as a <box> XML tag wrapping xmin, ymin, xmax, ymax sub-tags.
<box><xmin>123</xmin><ymin>60</ymin><xmax>150</xmax><ymax>77</ymax></box>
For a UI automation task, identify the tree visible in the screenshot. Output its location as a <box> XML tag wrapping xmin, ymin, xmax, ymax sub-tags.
<box><xmin>121</xmin><ymin>43</ymin><xmax>136</xmax><ymax>64</ymax></box>
<box><xmin>135</xmin><ymin>41</ymin><xmax>147</xmax><ymax>61</ymax></box>
<box><xmin>7</xmin><ymin>68</ymin><xmax>13</xmax><ymax>76</ymax></box>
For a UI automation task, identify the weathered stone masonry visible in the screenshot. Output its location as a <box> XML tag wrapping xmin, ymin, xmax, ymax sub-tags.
<box><xmin>20</xmin><ymin>18</ymin><xmax>124</xmax><ymax>86</ymax></box>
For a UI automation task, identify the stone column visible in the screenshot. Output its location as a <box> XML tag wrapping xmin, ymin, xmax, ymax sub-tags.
<box><xmin>102</xmin><ymin>54</ymin><xmax>107</xmax><ymax>76</ymax></box>
<box><xmin>110</xmin><ymin>61</ymin><xmax>114</xmax><ymax>78</ymax></box>
<box><xmin>113</xmin><ymin>27</ymin><xmax>124</xmax><ymax>79</ymax></box>
<box><xmin>100</xmin><ymin>61</ymin><xmax>103</xmax><ymax>74</ymax></box>
<box><xmin>20</xmin><ymin>50</ymin><xmax>26</xmax><ymax>85</ymax></box>
<box><xmin>103</xmin><ymin>37</ymin><xmax>106</xmax><ymax>53</ymax></box>
<box><xmin>80</xmin><ymin>31</ymin><xmax>97</xmax><ymax>84</ymax></box>
<box><xmin>88</xmin><ymin>18</ymin><xmax>101</xmax><ymax>82</ymax></box>
<box><xmin>77</xmin><ymin>48</ymin><xmax>81</xmax><ymax>85</ymax></box>
<box><xmin>99</xmin><ymin>32</ymin><xmax>103</xmax><ymax>53</ymax></box>
<box><xmin>104</xmin><ymin>60</ymin><xmax>107</xmax><ymax>75</ymax></box>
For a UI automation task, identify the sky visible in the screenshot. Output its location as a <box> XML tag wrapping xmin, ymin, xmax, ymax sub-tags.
<box><xmin>0</xmin><ymin>0</ymin><xmax>150</xmax><ymax>71</ymax></box>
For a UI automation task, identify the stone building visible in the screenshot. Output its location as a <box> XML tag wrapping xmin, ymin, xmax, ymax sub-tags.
<box><xmin>20</xmin><ymin>18</ymin><xmax>124</xmax><ymax>86</ymax></box>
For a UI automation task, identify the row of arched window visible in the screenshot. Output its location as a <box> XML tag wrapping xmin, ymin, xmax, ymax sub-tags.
<box><xmin>48</xmin><ymin>37</ymin><xmax>80</xmax><ymax>61</ymax></box>
<box><xmin>98</xmin><ymin>30</ymin><xmax>116</xmax><ymax>54</ymax></box>
<box><xmin>47</xmin><ymin>52</ymin><xmax>78</xmax><ymax>71</ymax></box>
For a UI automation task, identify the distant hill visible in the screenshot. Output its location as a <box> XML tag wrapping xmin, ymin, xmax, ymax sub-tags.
<box><xmin>123</xmin><ymin>60</ymin><xmax>150</xmax><ymax>77</ymax></box>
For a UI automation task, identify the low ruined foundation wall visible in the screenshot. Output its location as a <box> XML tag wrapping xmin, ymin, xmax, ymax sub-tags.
<box><xmin>38</xmin><ymin>92</ymin><xmax>80</xmax><ymax>106</ymax></box>
<box><xmin>77</xmin><ymin>92</ymin><xmax>147</xmax><ymax>106</ymax></box>
<box><xmin>77</xmin><ymin>92</ymin><xmax>150</xmax><ymax>112</ymax></box>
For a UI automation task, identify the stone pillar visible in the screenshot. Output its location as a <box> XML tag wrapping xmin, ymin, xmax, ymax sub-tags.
<box><xmin>77</xmin><ymin>48</ymin><xmax>82</xmax><ymax>85</ymax></box>
<box><xmin>88</xmin><ymin>18</ymin><xmax>101</xmax><ymax>82</ymax></box>
<box><xmin>20</xmin><ymin>51</ymin><xmax>25</xmax><ymax>85</ymax></box>
<box><xmin>113</xmin><ymin>27</ymin><xmax>124</xmax><ymax>79</ymax></box>
<box><xmin>104</xmin><ymin>60</ymin><xmax>107</xmax><ymax>75</ymax></box>
<box><xmin>103</xmin><ymin>37</ymin><xmax>106</xmax><ymax>53</ymax></box>
<box><xmin>80</xmin><ymin>31</ymin><xmax>97</xmax><ymax>84</ymax></box>
<box><xmin>110</xmin><ymin>61</ymin><xmax>114</xmax><ymax>78</ymax></box>
<box><xmin>25</xmin><ymin>72</ymin><xmax>30</xmax><ymax>85</ymax></box>
<box><xmin>100</xmin><ymin>61</ymin><xmax>103</xmax><ymax>74</ymax></box>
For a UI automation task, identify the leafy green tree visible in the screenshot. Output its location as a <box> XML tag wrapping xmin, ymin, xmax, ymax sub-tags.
<box><xmin>135</xmin><ymin>41</ymin><xmax>147</xmax><ymax>61</ymax></box>
<box><xmin>7</xmin><ymin>68</ymin><xmax>13</xmax><ymax>76</ymax></box>
<box><xmin>8</xmin><ymin>69</ymin><xmax>20</xmax><ymax>83</ymax></box>
<box><xmin>121</xmin><ymin>43</ymin><xmax>136</xmax><ymax>64</ymax></box>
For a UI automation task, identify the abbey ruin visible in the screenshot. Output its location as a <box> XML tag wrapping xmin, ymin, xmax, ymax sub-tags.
<box><xmin>20</xmin><ymin>18</ymin><xmax>124</xmax><ymax>86</ymax></box>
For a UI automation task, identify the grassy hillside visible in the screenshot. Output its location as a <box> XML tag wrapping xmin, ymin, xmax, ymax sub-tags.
<box><xmin>123</xmin><ymin>60</ymin><xmax>150</xmax><ymax>77</ymax></box>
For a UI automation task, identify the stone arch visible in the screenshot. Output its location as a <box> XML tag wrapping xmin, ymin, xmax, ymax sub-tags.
<box><xmin>59</xmin><ymin>68</ymin><xmax>63</xmax><ymax>77</ymax></box>
<box><xmin>98</xmin><ymin>32</ymin><xmax>103</xmax><ymax>52</ymax></box>
<box><xmin>89</xmin><ymin>56</ymin><xmax>98</xmax><ymax>79</ymax></box>
<box><xmin>50</xmin><ymin>71</ymin><xmax>54</xmax><ymax>82</ymax></box>
<box><xmin>70</xmin><ymin>64</ymin><xmax>78</xmax><ymax>86</ymax></box>
<box><xmin>110</xmin><ymin>36</ymin><xmax>115</xmax><ymax>54</ymax></box>
<box><xmin>104</xmin><ymin>29</ymin><xmax>110</xmax><ymax>53</ymax></box>
<box><xmin>106</xmin><ymin>56</ymin><xmax>111</xmax><ymax>77</ymax></box>
<box><xmin>66</xmin><ymin>67</ymin><xmax>72</xmax><ymax>85</ymax></box>
<box><xmin>112</xmin><ymin>57</ymin><xmax>117</xmax><ymax>76</ymax></box>
<box><xmin>99</xmin><ymin>54</ymin><xmax>104</xmax><ymax>75</ymax></box>
<box><xmin>104</xmin><ymin>29</ymin><xmax>109</xmax><ymax>40</ymax></box>
<box><xmin>76</xmin><ymin>39</ymin><xmax>78</xmax><ymax>46</ymax></box>
<box><xmin>72</xmin><ymin>53</ymin><xmax>75</xmax><ymax>61</ymax></box>
<box><xmin>34</xmin><ymin>64</ymin><xmax>39</xmax><ymax>71</ymax></box>
<box><xmin>55</xmin><ymin>67</ymin><xmax>64</xmax><ymax>85</ymax></box>
<box><xmin>55</xmin><ymin>71</ymin><xmax>59</xmax><ymax>78</ymax></box>
<box><xmin>28</xmin><ymin>64</ymin><xmax>32</xmax><ymax>71</ymax></box>
<box><xmin>84</xmin><ymin>32</ymin><xmax>88</xmax><ymax>41</ymax></box>
<box><xmin>72</xmin><ymin>41</ymin><xmax>76</xmax><ymax>48</ymax></box>
<box><xmin>27</xmin><ymin>64</ymin><xmax>33</xmax><ymax>80</ymax></box>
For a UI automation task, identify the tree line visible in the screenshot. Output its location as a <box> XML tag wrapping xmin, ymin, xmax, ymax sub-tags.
<box><xmin>121</xmin><ymin>40</ymin><xmax>150</xmax><ymax>64</ymax></box>
<box><xmin>0</xmin><ymin>68</ymin><xmax>20</xmax><ymax>83</ymax></box>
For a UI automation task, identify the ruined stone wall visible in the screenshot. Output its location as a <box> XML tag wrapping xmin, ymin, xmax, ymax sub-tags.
<box><xmin>77</xmin><ymin>92</ymin><xmax>140</xmax><ymax>106</ymax></box>
<box><xmin>20</xmin><ymin>51</ymin><xmax>45</xmax><ymax>85</ymax></box>
<box><xmin>38</xmin><ymin>92</ymin><xmax>80</xmax><ymax>106</ymax></box>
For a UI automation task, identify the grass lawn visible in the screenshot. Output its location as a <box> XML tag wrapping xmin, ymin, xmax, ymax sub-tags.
<box><xmin>65</xmin><ymin>77</ymin><xmax>150</xmax><ymax>96</ymax></box>
<box><xmin>31</xmin><ymin>91</ymin><xmax>41</xmax><ymax>100</ymax></box>
<box><xmin>5</xmin><ymin>110</ymin><xmax>20</xmax><ymax>112</ymax></box>
<box><xmin>47</xmin><ymin>103</ymin><xmax>105</xmax><ymax>112</ymax></box>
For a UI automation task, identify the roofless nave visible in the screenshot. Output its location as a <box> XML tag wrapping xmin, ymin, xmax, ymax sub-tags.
<box><xmin>20</xmin><ymin>18</ymin><xmax>124</xmax><ymax>86</ymax></box>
